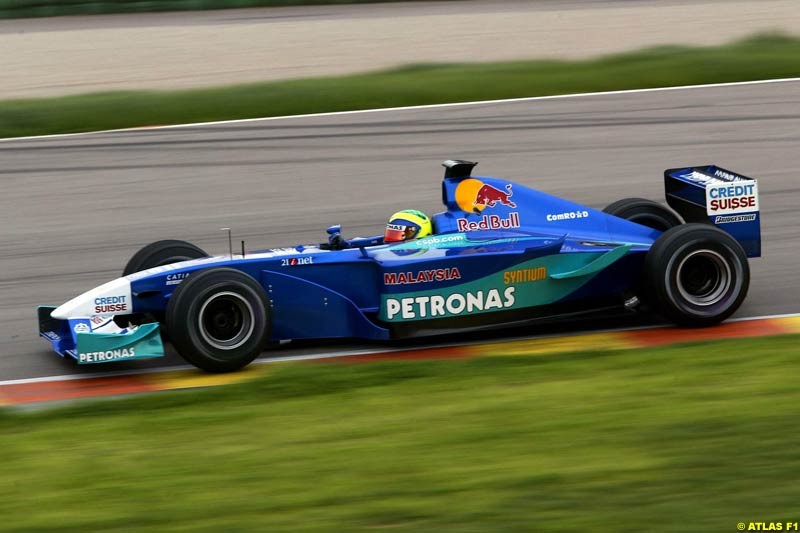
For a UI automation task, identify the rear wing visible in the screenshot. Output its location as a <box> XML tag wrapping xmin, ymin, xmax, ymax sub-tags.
<box><xmin>665</xmin><ymin>166</ymin><xmax>760</xmax><ymax>257</ymax></box>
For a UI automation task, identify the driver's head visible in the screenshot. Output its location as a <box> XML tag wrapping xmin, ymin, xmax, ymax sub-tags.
<box><xmin>384</xmin><ymin>210</ymin><xmax>433</xmax><ymax>242</ymax></box>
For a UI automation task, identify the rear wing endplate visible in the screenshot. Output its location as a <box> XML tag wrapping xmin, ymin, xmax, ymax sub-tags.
<box><xmin>665</xmin><ymin>165</ymin><xmax>761</xmax><ymax>257</ymax></box>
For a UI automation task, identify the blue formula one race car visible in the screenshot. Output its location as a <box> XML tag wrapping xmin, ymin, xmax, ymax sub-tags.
<box><xmin>38</xmin><ymin>160</ymin><xmax>761</xmax><ymax>372</ymax></box>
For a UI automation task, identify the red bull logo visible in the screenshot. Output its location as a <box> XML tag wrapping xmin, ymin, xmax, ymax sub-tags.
<box><xmin>455</xmin><ymin>179</ymin><xmax>517</xmax><ymax>213</ymax></box>
<box><xmin>456</xmin><ymin>213</ymin><xmax>520</xmax><ymax>232</ymax></box>
<box><xmin>475</xmin><ymin>183</ymin><xmax>516</xmax><ymax>208</ymax></box>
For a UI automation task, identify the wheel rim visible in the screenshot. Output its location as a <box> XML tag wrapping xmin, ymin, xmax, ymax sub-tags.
<box><xmin>676</xmin><ymin>250</ymin><xmax>732</xmax><ymax>306</ymax></box>
<box><xmin>198</xmin><ymin>291</ymin><xmax>255</xmax><ymax>350</ymax></box>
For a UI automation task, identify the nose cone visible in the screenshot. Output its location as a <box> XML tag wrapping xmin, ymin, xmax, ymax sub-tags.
<box><xmin>51</xmin><ymin>277</ymin><xmax>133</xmax><ymax>320</ymax></box>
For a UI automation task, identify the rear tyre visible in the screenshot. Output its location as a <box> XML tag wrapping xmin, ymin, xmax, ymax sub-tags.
<box><xmin>603</xmin><ymin>198</ymin><xmax>683</xmax><ymax>231</ymax></box>
<box><xmin>644</xmin><ymin>223</ymin><xmax>749</xmax><ymax>327</ymax></box>
<box><xmin>166</xmin><ymin>268</ymin><xmax>271</xmax><ymax>372</ymax></box>
<box><xmin>122</xmin><ymin>239</ymin><xmax>208</xmax><ymax>276</ymax></box>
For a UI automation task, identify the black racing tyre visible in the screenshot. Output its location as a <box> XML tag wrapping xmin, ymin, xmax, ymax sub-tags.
<box><xmin>123</xmin><ymin>239</ymin><xmax>208</xmax><ymax>276</ymax></box>
<box><xmin>166</xmin><ymin>267</ymin><xmax>271</xmax><ymax>373</ymax></box>
<box><xmin>603</xmin><ymin>198</ymin><xmax>683</xmax><ymax>232</ymax></box>
<box><xmin>116</xmin><ymin>240</ymin><xmax>207</xmax><ymax>333</ymax></box>
<box><xmin>644</xmin><ymin>223</ymin><xmax>749</xmax><ymax>327</ymax></box>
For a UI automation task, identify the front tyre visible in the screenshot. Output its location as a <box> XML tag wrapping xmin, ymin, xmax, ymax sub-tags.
<box><xmin>166</xmin><ymin>268</ymin><xmax>271</xmax><ymax>372</ymax></box>
<box><xmin>123</xmin><ymin>239</ymin><xmax>208</xmax><ymax>276</ymax></box>
<box><xmin>644</xmin><ymin>224</ymin><xmax>749</xmax><ymax>327</ymax></box>
<box><xmin>119</xmin><ymin>239</ymin><xmax>209</xmax><ymax>334</ymax></box>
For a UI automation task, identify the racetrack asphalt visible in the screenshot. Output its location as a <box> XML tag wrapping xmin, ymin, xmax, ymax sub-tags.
<box><xmin>1</xmin><ymin>80</ymin><xmax>799</xmax><ymax>381</ymax></box>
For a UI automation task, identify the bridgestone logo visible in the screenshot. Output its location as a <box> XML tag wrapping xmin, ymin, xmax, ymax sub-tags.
<box><xmin>714</xmin><ymin>214</ymin><xmax>756</xmax><ymax>224</ymax></box>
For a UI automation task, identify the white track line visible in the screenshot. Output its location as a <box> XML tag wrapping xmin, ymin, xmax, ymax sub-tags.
<box><xmin>3</xmin><ymin>312</ymin><xmax>798</xmax><ymax>388</ymax></box>
<box><xmin>2</xmin><ymin>77</ymin><xmax>799</xmax><ymax>143</ymax></box>
<box><xmin>0</xmin><ymin>347</ymin><xmax>391</xmax><ymax>387</ymax></box>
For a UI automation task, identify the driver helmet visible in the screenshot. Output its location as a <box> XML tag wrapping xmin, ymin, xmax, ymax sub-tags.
<box><xmin>384</xmin><ymin>209</ymin><xmax>433</xmax><ymax>242</ymax></box>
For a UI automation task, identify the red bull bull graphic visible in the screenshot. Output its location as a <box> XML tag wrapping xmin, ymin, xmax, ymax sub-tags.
<box><xmin>455</xmin><ymin>178</ymin><xmax>517</xmax><ymax>213</ymax></box>
<box><xmin>475</xmin><ymin>183</ymin><xmax>516</xmax><ymax>208</ymax></box>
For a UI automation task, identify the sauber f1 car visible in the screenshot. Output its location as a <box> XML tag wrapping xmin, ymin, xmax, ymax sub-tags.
<box><xmin>38</xmin><ymin>160</ymin><xmax>761</xmax><ymax>372</ymax></box>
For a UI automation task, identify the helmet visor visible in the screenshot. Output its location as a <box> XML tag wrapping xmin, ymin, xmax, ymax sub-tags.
<box><xmin>384</xmin><ymin>222</ymin><xmax>418</xmax><ymax>242</ymax></box>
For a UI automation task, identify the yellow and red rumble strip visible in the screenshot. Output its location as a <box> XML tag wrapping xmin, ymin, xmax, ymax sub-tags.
<box><xmin>2</xmin><ymin>315</ymin><xmax>799</xmax><ymax>407</ymax></box>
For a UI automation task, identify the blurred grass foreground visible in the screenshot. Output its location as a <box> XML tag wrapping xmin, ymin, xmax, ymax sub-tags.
<box><xmin>2</xmin><ymin>334</ymin><xmax>800</xmax><ymax>531</ymax></box>
<box><xmin>1</xmin><ymin>34</ymin><xmax>800</xmax><ymax>139</ymax></box>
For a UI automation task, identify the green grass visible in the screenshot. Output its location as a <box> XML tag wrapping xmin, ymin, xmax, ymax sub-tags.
<box><xmin>0</xmin><ymin>0</ymin><xmax>456</xmax><ymax>19</ymax></box>
<box><xmin>2</xmin><ymin>334</ymin><xmax>800</xmax><ymax>531</ymax></box>
<box><xmin>2</xmin><ymin>34</ymin><xmax>800</xmax><ymax>139</ymax></box>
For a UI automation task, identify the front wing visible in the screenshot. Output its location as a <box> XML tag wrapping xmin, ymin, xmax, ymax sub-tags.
<box><xmin>37</xmin><ymin>306</ymin><xmax>164</xmax><ymax>364</ymax></box>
